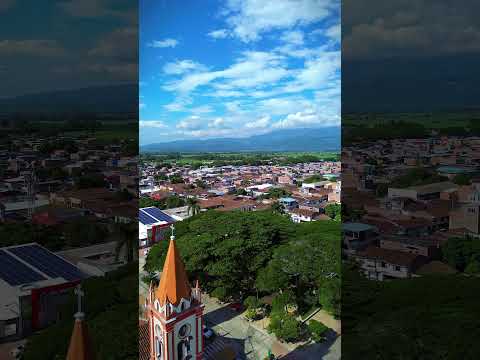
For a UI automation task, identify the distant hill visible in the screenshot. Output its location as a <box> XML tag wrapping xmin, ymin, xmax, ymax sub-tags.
<box><xmin>141</xmin><ymin>127</ymin><xmax>340</xmax><ymax>153</ymax></box>
<box><xmin>0</xmin><ymin>84</ymin><xmax>138</xmax><ymax>114</ymax></box>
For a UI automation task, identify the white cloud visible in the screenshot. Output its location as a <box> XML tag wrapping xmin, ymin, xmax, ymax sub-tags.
<box><xmin>273</xmin><ymin>109</ymin><xmax>339</xmax><ymax>129</ymax></box>
<box><xmin>326</xmin><ymin>23</ymin><xmax>340</xmax><ymax>41</ymax></box>
<box><xmin>208</xmin><ymin>117</ymin><xmax>227</xmax><ymax>128</ymax></box>
<box><xmin>163</xmin><ymin>97</ymin><xmax>192</xmax><ymax>112</ymax></box>
<box><xmin>222</xmin><ymin>0</ymin><xmax>333</xmax><ymax>42</ymax></box>
<box><xmin>163</xmin><ymin>60</ymin><xmax>206</xmax><ymax>75</ymax></box>
<box><xmin>284</xmin><ymin>51</ymin><xmax>339</xmax><ymax>92</ymax></box>
<box><xmin>0</xmin><ymin>0</ymin><xmax>15</xmax><ymax>12</ymax></box>
<box><xmin>88</xmin><ymin>27</ymin><xmax>137</xmax><ymax>61</ymax></box>
<box><xmin>164</xmin><ymin>51</ymin><xmax>288</xmax><ymax>93</ymax></box>
<box><xmin>281</xmin><ymin>30</ymin><xmax>305</xmax><ymax>45</ymax></box>
<box><xmin>191</xmin><ymin>105</ymin><xmax>213</xmax><ymax>114</ymax></box>
<box><xmin>139</xmin><ymin>103</ymin><xmax>146</xmax><ymax>109</ymax></box>
<box><xmin>140</xmin><ymin>120</ymin><xmax>167</xmax><ymax>128</ymax></box>
<box><xmin>0</xmin><ymin>40</ymin><xmax>66</xmax><ymax>57</ymax></box>
<box><xmin>148</xmin><ymin>38</ymin><xmax>179</xmax><ymax>48</ymax></box>
<box><xmin>176</xmin><ymin>116</ymin><xmax>203</xmax><ymax>130</ymax></box>
<box><xmin>245</xmin><ymin>116</ymin><xmax>271</xmax><ymax>129</ymax></box>
<box><xmin>259</xmin><ymin>97</ymin><xmax>315</xmax><ymax>115</ymax></box>
<box><xmin>208</xmin><ymin>29</ymin><xmax>230</xmax><ymax>39</ymax></box>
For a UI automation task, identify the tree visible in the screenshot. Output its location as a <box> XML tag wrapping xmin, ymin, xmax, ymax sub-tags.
<box><xmin>453</xmin><ymin>174</ymin><xmax>472</xmax><ymax>186</ymax></box>
<box><xmin>303</xmin><ymin>174</ymin><xmax>325</xmax><ymax>183</ymax></box>
<box><xmin>270</xmin><ymin>201</ymin><xmax>284</xmax><ymax>215</ymax></box>
<box><xmin>244</xmin><ymin>296</ymin><xmax>261</xmax><ymax>310</ymax></box>
<box><xmin>325</xmin><ymin>203</ymin><xmax>341</xmax><ymax>220</ymax></box>
<box><xmin>318</xmin><ymin>276</ymin><xmax>341</xmax><ymax>317</ymax></box>
<box><xmin>165</xmin><ymin>195</ymin><xmax>185</xmax><ymax>209</ymax></box>
<box><xmin>267</xmin><ymin>311</ymin><xmax>300</xmax><ymax>342</ymax></box>
<box><xmin>236</xmin><ymin>188</ymin><xmax>247</xmax><ymax>196</ymax></box>
<box><xmin>186</xmin><ymin>197</ymin><xmax>201</xmax><ymax>216</ymax></box>
<box><xmin>169</xmin><ymin>174</ymin><xmax>184</xmax><ymax>184</ymax></box>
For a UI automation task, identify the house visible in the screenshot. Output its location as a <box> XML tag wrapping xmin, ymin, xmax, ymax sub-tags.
<box><xmin>290</xmin><ymin>209</ymin><xmax>321</xmax><ymax>223</ymax></box>
<box><xmin>356</xmin><ymin>246</ymin><xmax>427</xmax><ymax>280</ymax></box>
<box><xmin>278</xmin><ymin>197</ymin><xmax>299</xmax><ymax>210</ymax></box>
<box><xmin>388</xmin><ymin>182</ymin><xmax>458</xmax><ymax>201</ymax></box>
<box><xmin>138</xmin><ymin>207</ymin><xmax>176</xmax><ymax>252</ymax></box>
<box><xmin>342</xmin><ymin>222</ymin><xmax>378</xmax><ymax>253</ymax></box>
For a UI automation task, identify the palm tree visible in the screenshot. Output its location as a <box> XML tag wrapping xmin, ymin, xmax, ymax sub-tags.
<box><xmin>114</xmin><ymin>222</ymin><xmax>138</xmax><ymax>263</ymax></box>
<box><xmin>271</xmin><ymin>201</ymin><xmax>284</xmax><ymax>215</ymax></box>
<box><xmin>186</xmin><ymin>197</ymin><xmax>201</xmax><ymax>216</ymax></box>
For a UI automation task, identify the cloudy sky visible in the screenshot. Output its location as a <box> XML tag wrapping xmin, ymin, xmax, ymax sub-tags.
<box><xmin>0</xmin><ymin>0</ymin><xmax>137</xmax><ymax>98</ymax></box>
<box><xmin>140</xmin><ymin>0</ymin><xmax>340</xmax><ymax>145</ymax></box>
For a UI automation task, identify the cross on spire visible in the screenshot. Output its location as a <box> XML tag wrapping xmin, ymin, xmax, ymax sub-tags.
<box><xmin>170</xmin><ymin>224</ymin><xmax>175</xmax><ymax>240</ymax></box>
<box><xmin>74</xmin><ymin>284</ymin><xmax>85</xmax><ymax>320</ymax></box>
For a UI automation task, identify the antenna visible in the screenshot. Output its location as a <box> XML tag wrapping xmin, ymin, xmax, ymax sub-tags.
<box><xmin>24</xmin><ymin>162</ymin><xmax>36</xmax><ymax>220</ymax></box>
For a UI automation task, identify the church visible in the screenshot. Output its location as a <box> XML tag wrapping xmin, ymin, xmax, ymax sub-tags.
<box><xmin>144</xmin><ymin>229</ymin><xmax>205</xmax><ymax>360</ymax></box>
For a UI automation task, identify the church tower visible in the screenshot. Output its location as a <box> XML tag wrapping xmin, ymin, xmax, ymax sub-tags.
<box><xmin>146</xmin><ymin>227</ymin><xmax>204</xmax><ymax>360</ymax></box>
<box><xmin>66</xmin><ymin>284</ymin><xmax>95</xmax><ymax>360</ymax></box>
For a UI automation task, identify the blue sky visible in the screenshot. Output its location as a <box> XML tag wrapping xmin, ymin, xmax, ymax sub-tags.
<box><xmin>140</xmin><ymin>0</ymin><xmax>340</xmax><ymax>145</ymax></box>
<box><xmin>0</xmin><ymin>0</ymin><xmax>136</xmax><ymax>97</ymax></box>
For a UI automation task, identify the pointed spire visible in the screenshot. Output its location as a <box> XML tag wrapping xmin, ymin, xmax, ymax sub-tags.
<box><xmin>67</xmin><ymin>285</ymin><xmax>95</xmax><ymax>360</ymax></box>
<box><xmin>155</xmin><ymin>235</ymin><xmax>191</xmax><ymax>307</ymax></box>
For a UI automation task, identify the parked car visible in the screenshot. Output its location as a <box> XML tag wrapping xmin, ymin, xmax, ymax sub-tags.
<box><xmin>228</xmin><ymin>302</ymin><xmax>243</xmax><ymax>312</ymax></box>
<box><xmin>202</xmin><ymin>325</ymin><xmax>215</xmax><ymax>339</ymax></box>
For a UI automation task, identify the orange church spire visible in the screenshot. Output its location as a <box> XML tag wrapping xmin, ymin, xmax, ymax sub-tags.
<box><xmin>155</xmin><ymin>225</ymin><xmax>191</xmax><ymax>306</ymax></box>
<box><xmin>66</xmin><ymin>285</ymin><xmax>95</xmax><ymax>360</ymax></box>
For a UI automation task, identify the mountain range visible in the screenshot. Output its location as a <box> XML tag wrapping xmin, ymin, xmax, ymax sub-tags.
<box><xmin>0</xmin><ymin>84</ymin><xmax>138</xmax><ymax>114</ymax></box>
<box><xmin>141</xmin><ymin>127</ymin><xmax>340</xmax><ymax>153</ymax></box>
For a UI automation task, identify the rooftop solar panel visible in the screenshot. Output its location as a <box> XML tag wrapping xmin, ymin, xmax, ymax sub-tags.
<box><xmin>142</xmin><ymin>207</ymin><xmax>175</xmax><ymax>223</ymax></box>
<box><xmin>9</xmin><ymin>245</ymin><xmax>85</xmax><ymax>282</ymax></box>
<box><xmin>0</xmin><ymin>249</ymin><xmax>46</xmax><ymax>286</ymax></box>
<box><xmin>139</xmin><ymin>210</ymin><xmax>157</xmax><ymax>225</ymax></box>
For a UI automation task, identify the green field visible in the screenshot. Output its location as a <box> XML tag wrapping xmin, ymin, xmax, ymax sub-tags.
<box><xmin>141</xmin><ymin>151</ymin><xmax>339</xmax><ymax>167</ymax></box>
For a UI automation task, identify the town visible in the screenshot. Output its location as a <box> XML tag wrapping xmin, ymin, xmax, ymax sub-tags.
<box><xmin>138</xmin><ymin>152</ymin><xmax>341</xmax><ymax>360</ymax></box>
<box><xmin>0</xmin><ymin>118</ymin><xmax>139</xmax><ymax>359</ymax></box>
<box><xmin>341</xmin><ymin>116</ymin><xmax>480</xmax><ymax>359</ymax></box>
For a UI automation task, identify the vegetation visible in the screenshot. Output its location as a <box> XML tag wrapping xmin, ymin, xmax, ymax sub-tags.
<box><xmin>324</xmin><ymin>203</ymin><xmax>341</xmax><ymax>222</ymax></box>
<box><xmin>261</xmin><ymin>187</ymin><xmax>291</xmax><ymax>199</ymax></box>
<box><xmin>23</xmin><ymin>263</ymin><xmax>138</xmax><ymax>360</ymax></box>
<box><xmin>442</xmin><ymin>236</ymin><xmax>480</xmax><ymax>273</ymax></box>
<box><xmin>186</xmin><ymin>197</ymin><xmax>201</xmax><ymax>216</ymax></box>
<box><xmin>308</xmin><ymin>320</ymin><xmax>329</xmax><ymax>342</ymax></box>
<box><xmin>140</xmin><ymin>151</ymin><xmax>339</xmax><ymax>168</ymax></box>
<box><xmin>144</xmin><ymin>211</ymin><xmax>341</xmax><ymax>321</ymax></box>
<box><xmin>303</xmin><ymin>174</ymin><xmax>325</xmax><ymax>183</ymax></box>
<box><xmin>139</xmin><ymin>195</ymin><xmax>185</xmax><ymax>210</ymax></box>
<box><xmin>390</xmin><ymin>168</ymin><xmax>447</xmax><ymax>188</ymax></box>
<box><xmin>342</xmin><ymin>265</ymin><xmax>480</xmax><ymax>359</ymax></box>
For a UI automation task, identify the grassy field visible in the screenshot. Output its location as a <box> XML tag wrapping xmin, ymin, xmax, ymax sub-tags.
<box><xmin>141</xmin><ymin>151</ymin><xmax>339</xmax><ymax>166</ymax></box>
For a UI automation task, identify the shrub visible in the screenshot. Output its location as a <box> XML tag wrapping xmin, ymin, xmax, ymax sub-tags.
<box><xmin>308</xmin><ymin>320</ymin><xmax>329</xmax><ymax>342</ymax></box>
<box><xmin>268</xmin><ymin>311</ymin><xmax>300</xmax><ymax>342</ymax></box>
<box><xmin>211</xmin><ymin>287</ymin><xmax>228</xmax><ymax>302</ymax></box>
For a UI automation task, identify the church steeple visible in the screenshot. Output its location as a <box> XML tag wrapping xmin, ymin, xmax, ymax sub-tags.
<box><xmin>146</xmin><ymin>224</ymin><xmax>205</xmax><ymax>360</ymax></box>
<box><xmin>155</xmin><ymin>225</ymin><xmax>192</xmax><ymax>307</ymax></box>
<box><xmin>66</xmin><ymin>284</ymin><xmax>95</xmax><ymax>360</ymax></box>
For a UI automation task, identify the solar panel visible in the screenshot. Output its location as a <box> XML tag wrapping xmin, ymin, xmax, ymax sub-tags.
<box><xmin>9</xmin><ymin>245</ymin><xmax>85</xmax><ymax>282</ymax></box>
<box><xmin>0</xmin><ymin>249</ymin><xmax>46</xmax><ymax>286</ymax></box>
<box><xmin>142</xmin><ymin>207</ymin><xmax>175</xmax><ymax>223</ymax></box>
<box><xmin>139</xmin><ymin>210</ymin><xmax>157</xmax><ymax>225</ymax></box>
